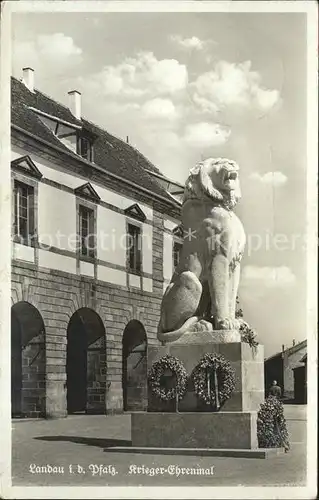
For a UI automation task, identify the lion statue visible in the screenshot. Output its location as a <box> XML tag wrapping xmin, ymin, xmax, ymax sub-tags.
<box><xmin>158</xmin><ymin>157</ymin><xmax>246</xmax><ymax>344</ymax></box>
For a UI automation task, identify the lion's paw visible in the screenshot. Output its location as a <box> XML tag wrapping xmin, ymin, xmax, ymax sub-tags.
<box><xmin>214</xmin><ymin>317</ymin><xmax>237</xmax><ymax>330</ymax></box>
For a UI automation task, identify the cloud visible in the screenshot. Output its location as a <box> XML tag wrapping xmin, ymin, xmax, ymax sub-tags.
<box><xmin>241</xmin><ymin>265</ymin><xmax>296</xmax><ymax>288</ymax></box>
<box><xmin>99</xmin><ymin>101</ymin><xmax>141</xmax><ymax>115</ymax></box>
<box><xmin>74</xmin><ymin>52</ymin><xmax>279</xmax><ymax>182</ymax></box>
<box><xmin>183</xmin><ymin>122</ymin><xmax>231</xmax><ymax>148</ymax></box>
<box><xmin>141</xmin><ymin>98</ymin><xmax>178</xmax><ymax>120</ymax></box>
<box><xmin>13</xmin><ymin>33</ymin><xmax>82</xmax><ymax>69</ymax></box>
<box><xmin>254</xmin><ymin>87</ymin><xmax>279</xmax><ymax>110</ymax></box>
<box><xmin>84</xmin><ymin>51</ymin><xmax>188</xmax><ymax>99</ymax></box>
<box><xmin>191</xmin><ymin>60</ymin><xmax>280</xmax><ymax>114</ymax></box>
<box><xmin>144</xmin><ymin>129</ymin><xmax>180</xmax><ymax>149</ymax></box>
<box><xmin>37</xmin><ymin>33</ymin><xmax>82</xmax><ymax>58</ymax></box>
<box><xmin>192</xmin><ymin>94</ymin><xmax>220</xmax><ymax>114</ymax></box>
<box><xmin>170</xmin><ymin>35</ymin><xmax>206</xmax><ymax>51</ymax></box>
<box><xmin>250</xmin><ymin>171</ymin><xmax>288</xmax><ymax>187</ymax></box>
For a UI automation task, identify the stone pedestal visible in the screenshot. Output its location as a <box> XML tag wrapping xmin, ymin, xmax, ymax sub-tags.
<box><xmin>131</xmin><ymin>411</ymin><xmax>258</xmax><ymax>449</ymax></box>
<box><xmin>131</xmin><ymin>336</ymin><xmax>265</xmax><ymax>451</ymax></box>
<box><xmin>148</xmin><ymin>336</ymin><xmax>264</xmax><ymax>413</ymax></box>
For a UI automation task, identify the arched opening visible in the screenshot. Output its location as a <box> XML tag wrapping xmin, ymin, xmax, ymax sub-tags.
<box><xmin>122</xmin><ymin>320</ymin><xmax>147</xmax><ymax>411</ymax></box>
<box><xmin>66</xmin><ymin>308</ymin><xmax>106</xmax><ymax>414</ymax></box>
<box><xmin>11</xmin><ymin>301</ymin><xmax>45</xmax><ymax>417</ymax></box>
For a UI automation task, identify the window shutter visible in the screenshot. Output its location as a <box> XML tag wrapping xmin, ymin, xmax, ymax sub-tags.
<box><xmin>89</xmin><ymin>210</ymin><xmax>95</xmax><ymax>258</ymax></box>
<box><xmin>127</xmin><ymin>224</ymin><xmax>142</xmax><ymax>273</ymax></box>
<box><xmin>28</xmin><ymin>187</ymin><xmax>35</xmax><ymax>246</ymax></box>
<box><xmin>13</xmin><ymin>184</ymin><xmax>18</xmax><ymax>238</ymax></box>
<box><xmin>129</xmin><ymin>231</ymin><xmax>135</xmax><ymax>270</ymax></box>
<box><xmin>173</xmin><ymin>241</ymin><xmax>182</xmax><ymax>268</ymax></box>
<box><xmin>79</xmin><ymin>206</ymin><xmax>86</xmax><ymax>256</ymax></box>
<box><xmin>127</xmin><ymin>225</ymin><xmax>134</xmax><ymax>271</ymax></box>
<box><xmin>76</xmin><ymin>133</ymin><xmax>81</xmax><ymax>155</ymax></box>
<box><xmin>78</xmin><ymin>206</ymin><xmax>81</xmax><ymax>255</ymax></box>
<box><xmin>136</xmin><ymin>229</ymin><xmax>142</xmax><ymax>272</ymax></box>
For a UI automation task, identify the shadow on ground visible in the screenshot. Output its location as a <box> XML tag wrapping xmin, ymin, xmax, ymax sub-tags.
<box><xmin>34</xmin><ymin>436</ymin><xmax>132</xmax><ymax>449</ymax></box>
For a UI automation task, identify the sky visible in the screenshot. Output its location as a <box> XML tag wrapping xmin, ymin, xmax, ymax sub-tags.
<box><xmin>11</xmin><ymin>12</ymin><xmax>307</xmax><ymax>357</ymax></box>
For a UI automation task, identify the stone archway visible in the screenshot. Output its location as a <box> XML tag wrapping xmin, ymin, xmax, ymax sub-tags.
<box><xmin>66</xmin><ymin>308</ymin><xmax>106</xmax><ymax>414</ymax></box>
<box><xmin>11</xmin><ymin>301</ymin><xmax>45</xmax><ymax>417</ymax></box>
<box><xmin>122</xmin><ymin>320</ymin><xmax>147</xmax><ymax>411</ymax></box>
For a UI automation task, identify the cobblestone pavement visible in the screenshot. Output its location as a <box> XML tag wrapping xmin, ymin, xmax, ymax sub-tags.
<box><xmin>12</xmin><ymin>408</ymin><xmax>307</xmax><ymax>487</ymax></box>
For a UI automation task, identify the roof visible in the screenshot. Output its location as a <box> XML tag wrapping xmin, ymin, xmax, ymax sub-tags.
<box><xmin>265</xmin><ymin>339</ymin><xmax>307</xmax><ymax>362</ymax></box>
<box><xmin>284</xmin><ymin>339</ymin><xmax>307</xmax><ymax>357</ymax></box>
<box><xmin>300</xmin><ymin>354</ymin><xmax>307</xmax><ymax>363</ymax></box>
<box><xmin>11</xmin><ymin>76</ymin><xmax>180</xmax><ymax>207</ymax></box>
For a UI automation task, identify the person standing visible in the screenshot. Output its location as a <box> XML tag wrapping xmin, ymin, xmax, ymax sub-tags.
<box><xmin>268</xmin><ymin>380</ymin><xmax>282</xmax><ymax>399</ymax></box>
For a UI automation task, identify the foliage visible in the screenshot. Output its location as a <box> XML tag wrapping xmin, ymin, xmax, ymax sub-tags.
<box><xmin>239</xmin><ymin>320</ymin><xmax>259</xmax><ymax>348</ymax></box>
<box><xmin>257</xmin><ymin>396</ymin><xmax>290</xmax><ymax>451</ymax></box>
<box><xmin>192</xmin><ymin>353</ymin><xmax>236</xmax><ymax>410</ymax></box>
<box><xmin>235</xmin><ymin>297</ymin><xmax>259</xmax><ymax>348</ymax></box>
<box><xmin>235</xmin><ymin>295</ymin><xmax>243</xmax><ymax>318</ymax></box>
<box><xmin>148</xmin><ymin>355</ymin><xmax>187</xmax><ymax>402</ymax></box>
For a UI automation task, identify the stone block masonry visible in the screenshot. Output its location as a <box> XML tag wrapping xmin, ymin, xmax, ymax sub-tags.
<box><xmin>21</xmin><ymin>341</ymin><xmax>46</xmax><ymax>418</ymax></box>
<box><xmin>86</xmin><ymin>336</ymin><xmax>107</xmax><ymax>414</ymax></box>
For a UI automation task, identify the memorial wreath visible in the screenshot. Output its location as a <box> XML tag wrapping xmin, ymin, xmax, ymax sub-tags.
<box><xmin>192</xmin><ymin>353</ymin><xmax>236</xmax><ymax>408</ymax></box>
<box><xmin>148</xmin><ymin>354</ymin><xmax>188</xmax><ymax>401</ymax></box>
<box><xmin>257</xmin><ymin>396</ymin><xmax>290</xmax><ymax>451</ymax></box>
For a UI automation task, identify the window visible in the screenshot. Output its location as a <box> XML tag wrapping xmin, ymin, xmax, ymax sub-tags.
<box><xmin>77</xmin><ymin>135</ymin><xmax>93</xmax><ymax>161</ymax></box>
<box><xmin>173</xmin><ymin>241</ymin><xmax>182</xmax><ymax>269</ymax></box>
<box><xmin>13</xmin><ymin>181</ymin><xmax>35</xmax><ymax>246</ymax></box>
<box><xmin>79</xmin><ymin>205</ymin><xmax>95</xmax><ymax>258</ymax></box>
<box><xmin>128</xmin><ymin>224</ymin><xmax>142</xmax><ymax>273</ymax></box>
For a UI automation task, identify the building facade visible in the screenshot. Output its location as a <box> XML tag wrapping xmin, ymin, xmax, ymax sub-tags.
<box><xmin>11</xmin><ymin>69</ymin><xmax>182</xmax><ymax>418</ymax></box>
<box><xmin>264</xmin><ymin>340</ymin><xmax>307</xmax><ymax>403</ymax></box>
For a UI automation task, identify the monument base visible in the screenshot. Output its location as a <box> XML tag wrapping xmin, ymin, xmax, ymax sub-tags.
<box><xmin>131</xmin><ymin>411</ymin><xmax>258</xmax><ymax>449</ymax></box>
<box><xmin>148</xmin><ymin>340</ymin><xmax>264</xmax><ymax>412</ymax></box>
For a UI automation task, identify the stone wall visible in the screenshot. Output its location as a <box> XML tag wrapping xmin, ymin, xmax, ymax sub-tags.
<box><xmin>11</xmin><ymin>303</ymin><xmax>46</xmax><ymax>418</ymax></box>
<box><xmin>86</xmin><ymin>336</ymin><xmax>107</xmax><ymax>414</ymax></box>
<box><xmin>21</xmin><ymin>337</ymin><xmax>46</xmax><ymax>417</ymax></box>
<box><xmin>125</xmin><ymin>354</ymin><xmax>148</xmax><ymax>411</ymax></box>
<box><xmin>283</xmin><ymin>344</ymin><xmax>307</xmax><ymax>400</ymax></box>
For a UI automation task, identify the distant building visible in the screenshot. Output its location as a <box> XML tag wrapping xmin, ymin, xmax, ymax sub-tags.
<box><xmin>264</xmin><ymin>340</ymin><xmax>307</xmax><ymax>403</ymax></box>
<box><xmin>293</xmin><ymin>353</ymin><xmax>307</xmax><ymax>404</ymax></box>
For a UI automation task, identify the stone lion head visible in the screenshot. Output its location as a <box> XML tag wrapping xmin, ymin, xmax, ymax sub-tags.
<box><xmin>184</xmin><ymin>157</ymin><xmax>241</xmax><ymax>210</ymax></box>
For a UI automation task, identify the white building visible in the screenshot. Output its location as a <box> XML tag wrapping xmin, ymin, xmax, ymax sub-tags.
<box><xmin>11</xmin><ymin>68</ymin><xmax>183</xmax><ymax>418</ymax></box>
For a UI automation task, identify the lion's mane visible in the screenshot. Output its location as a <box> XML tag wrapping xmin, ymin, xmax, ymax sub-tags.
<box><xmin>183</xmin><ymin>157</ymin><xmax>241</xmax><ymax>210</ymax></box>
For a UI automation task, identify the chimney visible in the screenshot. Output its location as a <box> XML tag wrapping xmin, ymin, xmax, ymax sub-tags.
<box><xmin>293</xmin><ymin>339</ymin><xmax>296</xmax><ymax>346</ymax></box>
<box><xmin>22</xmin><ymin>67</ymin><xmax>34</xmax><ymax>92</ymax></box>
<box><xmin>126</xmin><ymin>136</ymin><xmax>129</xmax><ymax>144</ymax></box>
<box><xmin>68</xmin><ymin>90</ymin><xmax>81</xmax><ymax>120</ymax></box>
<box><xmin>282</xmin><ymin>344</ymin><xmax>285</xmax><ymax>352</ymax></box>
